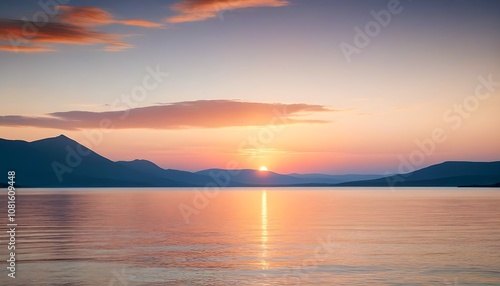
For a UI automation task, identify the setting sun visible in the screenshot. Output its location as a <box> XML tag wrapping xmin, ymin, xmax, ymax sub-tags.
<box><xmin>259</xmin><ymin>166</ymin><xmax>268</xmax><ymax>172</ymax></box>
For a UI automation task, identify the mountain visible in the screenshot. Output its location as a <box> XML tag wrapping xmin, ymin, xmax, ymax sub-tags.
<box><xmin>116</xmin><ymin>160</ymin><xmax>239</xmax><ymax>186</ymax></box>
<box><xmin>287</xmin><ymin>173</ymin><xmax>385</xmax><ymax>184</ymax></box>
<box><xmin>0</xmin><ymin>135</ymin><xmax>311</xmax><ymax>187</ymax></box>
<box><xmin>0</xmin><ymin>135</ymin><xmax>187</xmax><ymax>187</ymax></box>
<box><xmin>195</xmin><ymin>169</ymin><xmax>386</xmax><ymax>186</ymax></box>
<box><xmin>0</xmin><ymin>135</ymin><xmax>499</xmax><ymax>188</ymax></box>
<box><xmin>196</xmin><ymin>169</ymin><xmax>310</xmax><ymax>186</ymax></box>
<box><xmin>338</xmin><ymin>161</ymin><xmax>500</xmax><ymax>187</ymax></box>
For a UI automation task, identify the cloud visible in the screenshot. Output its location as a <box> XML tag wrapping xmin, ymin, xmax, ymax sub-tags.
<box><xmin>58</xmin><ymin>6</ymin><xmax>163</xmax><ymax>28</ymax></box>
<box><xmin>0</xmin><ymin>100</ymin><xmax>332</xmax><ymax>130</ymax></box>
<box><xmin>0</xmin><ymin>45</ymin><xmax>54</xmax><ymax>52</ymax></box>
<box><xmin>0</xmin><ymin>19</ymin><xmax>127</xmax><ymax>52</ymax></box>
<box><xmin>0</xmin><ymin>6</ymin><xmax>162</xmax><ymax>53</ymax></box>
<box><xmin>58</xmin><ymin>6</ymin><xmax>115</xmax><ymax>27</ymax></box>
<box><xmin>167</xmin><ymin>0</ymin><xmax>289</xmax><ymax>23</ymax></box>
<box><xmin>120</xmin><ymin>19</ymin><xmax>164</xmax><ymax>28</ymax></box>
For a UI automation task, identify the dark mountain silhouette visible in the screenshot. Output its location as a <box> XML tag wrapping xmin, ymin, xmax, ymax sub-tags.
<box><xmin>338</xmin><ymin>161</ymin><xmax>500</xmax><ymax>187</ymax></box>
<box><xmin>459</xmin><ymin>182</ymin><xmax>500</xmax><ymax>188</ymax></box>
<box><xmin>0</xmin><ymin>135</ymin><xmax>186</xmax><ymax>187</ymax></box>
<box><xmin>287</xmin><ymin>173</ymin><xmax>385</xmax><ymax>184</ymax></box>
<box><xmin>116</xmin><ymin>160</ymin><xmax>242</xmax><ymax>187</ymax></box>
<box><xmin>0</xmin><ymin>135</ymin><xmax>498</xmax><ymax>188</ymax></box>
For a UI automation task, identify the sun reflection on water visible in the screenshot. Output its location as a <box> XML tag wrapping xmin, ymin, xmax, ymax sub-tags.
<box><xmin>261</xmin><ymin>190</ymin><xmax>268</xmax><ymax>269</ymax></box>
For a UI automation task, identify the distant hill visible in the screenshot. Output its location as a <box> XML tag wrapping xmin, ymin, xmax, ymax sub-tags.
<box><xmin>195</xmin><ymin>169</ymin><xmax>386</xmax><ymax>186</ymax></box>
<box><xmin>459</xmin><ymin>182</ymin><xmax>500</xmax><ymax>188</ymax></box>
<box><xmin>338</xmin><ymin>161</ymin><xmax>500</xmax><ymax>187</ymax></box>
<box><xmin>0</xmin><ymin>135</ymin><xmax>498</xmax><ymax>188</ymax></box>
<box><xmin>116</xmin><ymin>160</ymin><xmax>241</xmax><ymax>187</ymax></box>
<box><xmin>197</xmin><ymin>169</ymin><xmax>309</xmax><ymax>186</ymax></box>
<box><xmin>287</xmin><ymin>173</ymin><xmax>385</xmax><ymax>184</ymax></box>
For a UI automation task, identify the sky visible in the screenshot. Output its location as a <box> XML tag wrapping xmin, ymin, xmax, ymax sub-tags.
<box><xmin>0</xmin><ymin>0</ymin><xmax>499</xmax><ymax>174</ymax></box>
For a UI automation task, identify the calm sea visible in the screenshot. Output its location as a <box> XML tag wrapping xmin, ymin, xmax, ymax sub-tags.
<box><xmin>1</xmin><ymin>188</ymin><xmax>500</xmax><ymax>285</ymax></box>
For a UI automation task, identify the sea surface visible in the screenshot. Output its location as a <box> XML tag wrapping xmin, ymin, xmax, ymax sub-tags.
<box><xmin>1</xmin><ymin>188</ymin><xmax>500</xmax><ymax>285</ymax></box>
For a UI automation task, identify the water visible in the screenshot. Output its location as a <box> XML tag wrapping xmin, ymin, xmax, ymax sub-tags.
<box><xmin>1</xmin><ymin>188</ymin><xmax>500</xmax><ymax>285</ymax></box>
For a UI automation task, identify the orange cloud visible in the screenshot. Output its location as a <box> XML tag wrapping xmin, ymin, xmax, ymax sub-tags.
<box><xmin>0</xmin><ymin>19</ymin><xmax>127</xmax><ymax>52</ymax></box>
<box><xmin>58</xmin><ymin>6</ymin><xmax>115</xmax><ymax>26</ymax></box>
<box><xmin>121</xmin><ymin>19</ymin><xmax>164</xmax><ymax>28</ymax></box>
<box><xmin>0</xmin><ymin>45</ymin><xmax>54</xmax><ymax>52</ymax></box>
<box><xmin>0</xmin><ymin>6</ymin><xmax>162</xmax><ymax>53</ymax></box>
<box><xmin>58</xmin><ymin>6</ymin><xmax>163</xmax><ymax>28</ymax></box>
<box><xmin>103</xmin><ymin>42</ymin><xmax>133</xmax><ymax>52</ymax></box>
<box><xmin>167</xmin><ymin>0</ymin><xmax>289</xmax><ymax>23</ymax></box>
<box><xmin>0</xmin><ymin>100</ymin><xmax>332</xmax><ymax>130</ymax></box>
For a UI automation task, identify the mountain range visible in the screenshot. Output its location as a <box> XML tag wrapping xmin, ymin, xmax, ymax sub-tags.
<box><xmin>1</xmin><ymin>135</ymin><xmax>499</xmax><ymax>188</ymax></box>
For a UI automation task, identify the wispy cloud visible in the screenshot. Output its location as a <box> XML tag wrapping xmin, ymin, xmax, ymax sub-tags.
<box><xmin>167</xmin><ymin>0</ymin><xmax>289</xmax><ymax>23</ymax></box>
<box><xmin>0</xmin><ymin>6</ymin><xmax>162</xmax><ymax>53</ymax></box>
<box><xmin>58</xmin><ymin>6</ymin><xmax>163</xmax><ymax>28</ymax></box>
<box><xmin>0</xmin><ymin>44</ymin><xmax>54</xmax><ymax>52</ymax></box>
<box><xmin>0</xmin><ymin>100</ymin><xmax>332</xmax><ymax>130</ymax></box>
<box><xmin>0</xmin><ymin>19</ymin><xmax>127</xmax><ymax>52</ymax></box>
<box><xmin>120</xmin><ymin>19</ymin><xmax>163</xmax><ymax>28</ymax></box>
<box><xmin>58</xmin><ymin>6</ymin><xmax>116</xmax><ymax>27</ymax></box>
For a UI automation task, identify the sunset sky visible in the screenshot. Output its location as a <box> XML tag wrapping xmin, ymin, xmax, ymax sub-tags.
<box><xmin>1</xmin><ymin>0</ymin><xmax>499</xmax><ymax>174</ymax></box>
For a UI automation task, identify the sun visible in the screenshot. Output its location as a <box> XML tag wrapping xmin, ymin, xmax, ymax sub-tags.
<box><xmin>259</xmin><ymin>166</ymin><xmax>268</xmax><ymax>172</ymax></box>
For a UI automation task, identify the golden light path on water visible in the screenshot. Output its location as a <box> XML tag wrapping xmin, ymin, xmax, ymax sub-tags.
<box><xmin>261</xmin><ymin>190</ymin><xmax>268</xmax><ymax>269</ymax></box>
